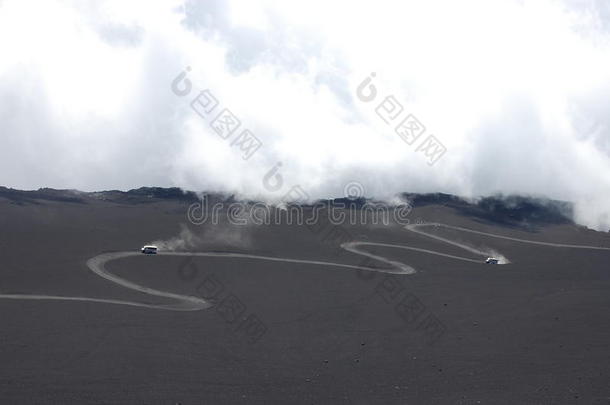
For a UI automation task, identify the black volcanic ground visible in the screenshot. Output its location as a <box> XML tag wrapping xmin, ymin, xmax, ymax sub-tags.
<box><xmin>1</xmin><ymin>188</ymin><xmax>609</xmax><ymax>404</ymax></box>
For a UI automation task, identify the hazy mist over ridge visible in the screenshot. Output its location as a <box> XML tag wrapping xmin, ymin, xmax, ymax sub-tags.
<box><xmin>1</xmin><ymin>0</ymin><xmax>609</xmax><ymax>230</ymax></box>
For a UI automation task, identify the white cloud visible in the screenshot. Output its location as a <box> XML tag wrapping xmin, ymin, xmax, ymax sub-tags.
<box><xmin>0</xmin><ymin>0</ymin><xmax>609</xmax><ymax>230</ymax></box>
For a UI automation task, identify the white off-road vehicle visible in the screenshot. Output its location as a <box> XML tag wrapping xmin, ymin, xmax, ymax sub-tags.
<box><xmin>485</xmin><ymin>257</ymin><xmax>499</xmax><ymax>264</ymax></box>
<box><xmin>141</xmin><ymin>245</ymin><xmax>158</xmax><ymax>254</ymax></box>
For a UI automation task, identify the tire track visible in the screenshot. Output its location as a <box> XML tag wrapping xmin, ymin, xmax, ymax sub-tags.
<box><xmin>1</xmin><ymin>223</ymin><xmax>608</xmax><ymax>311</ymax></box>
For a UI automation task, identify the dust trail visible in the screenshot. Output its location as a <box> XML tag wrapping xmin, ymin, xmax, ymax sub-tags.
<box><xmin>408</xmin><ymin>222</ymin><xmax>610</xmax><ymax>265</ymax></box>
<box><xmin>0</xmin><ymin>248</ymin><xmax>414</xmax><ymax>311</ymax></box>
<box><xmin>405</xmin><ymin>223</ymin><xmax>512</xmax><ymax>264</ymax></box>
<box><xmin>1</xmin><ymin>223</ymin><xmax>609</xmax><ymax>311</ymax></box>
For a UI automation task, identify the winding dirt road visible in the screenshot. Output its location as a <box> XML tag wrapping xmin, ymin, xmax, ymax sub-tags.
<box><xmin>1</xmin><ymin>223</ymin><xmax>609</xmax><ymax>311</ymax></box>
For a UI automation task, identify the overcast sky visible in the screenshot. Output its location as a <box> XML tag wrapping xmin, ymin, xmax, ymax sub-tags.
<box><xmin>0</xmin><ymin>0</ymin><xmax>609</xmax><ymax>229</ymax></box>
